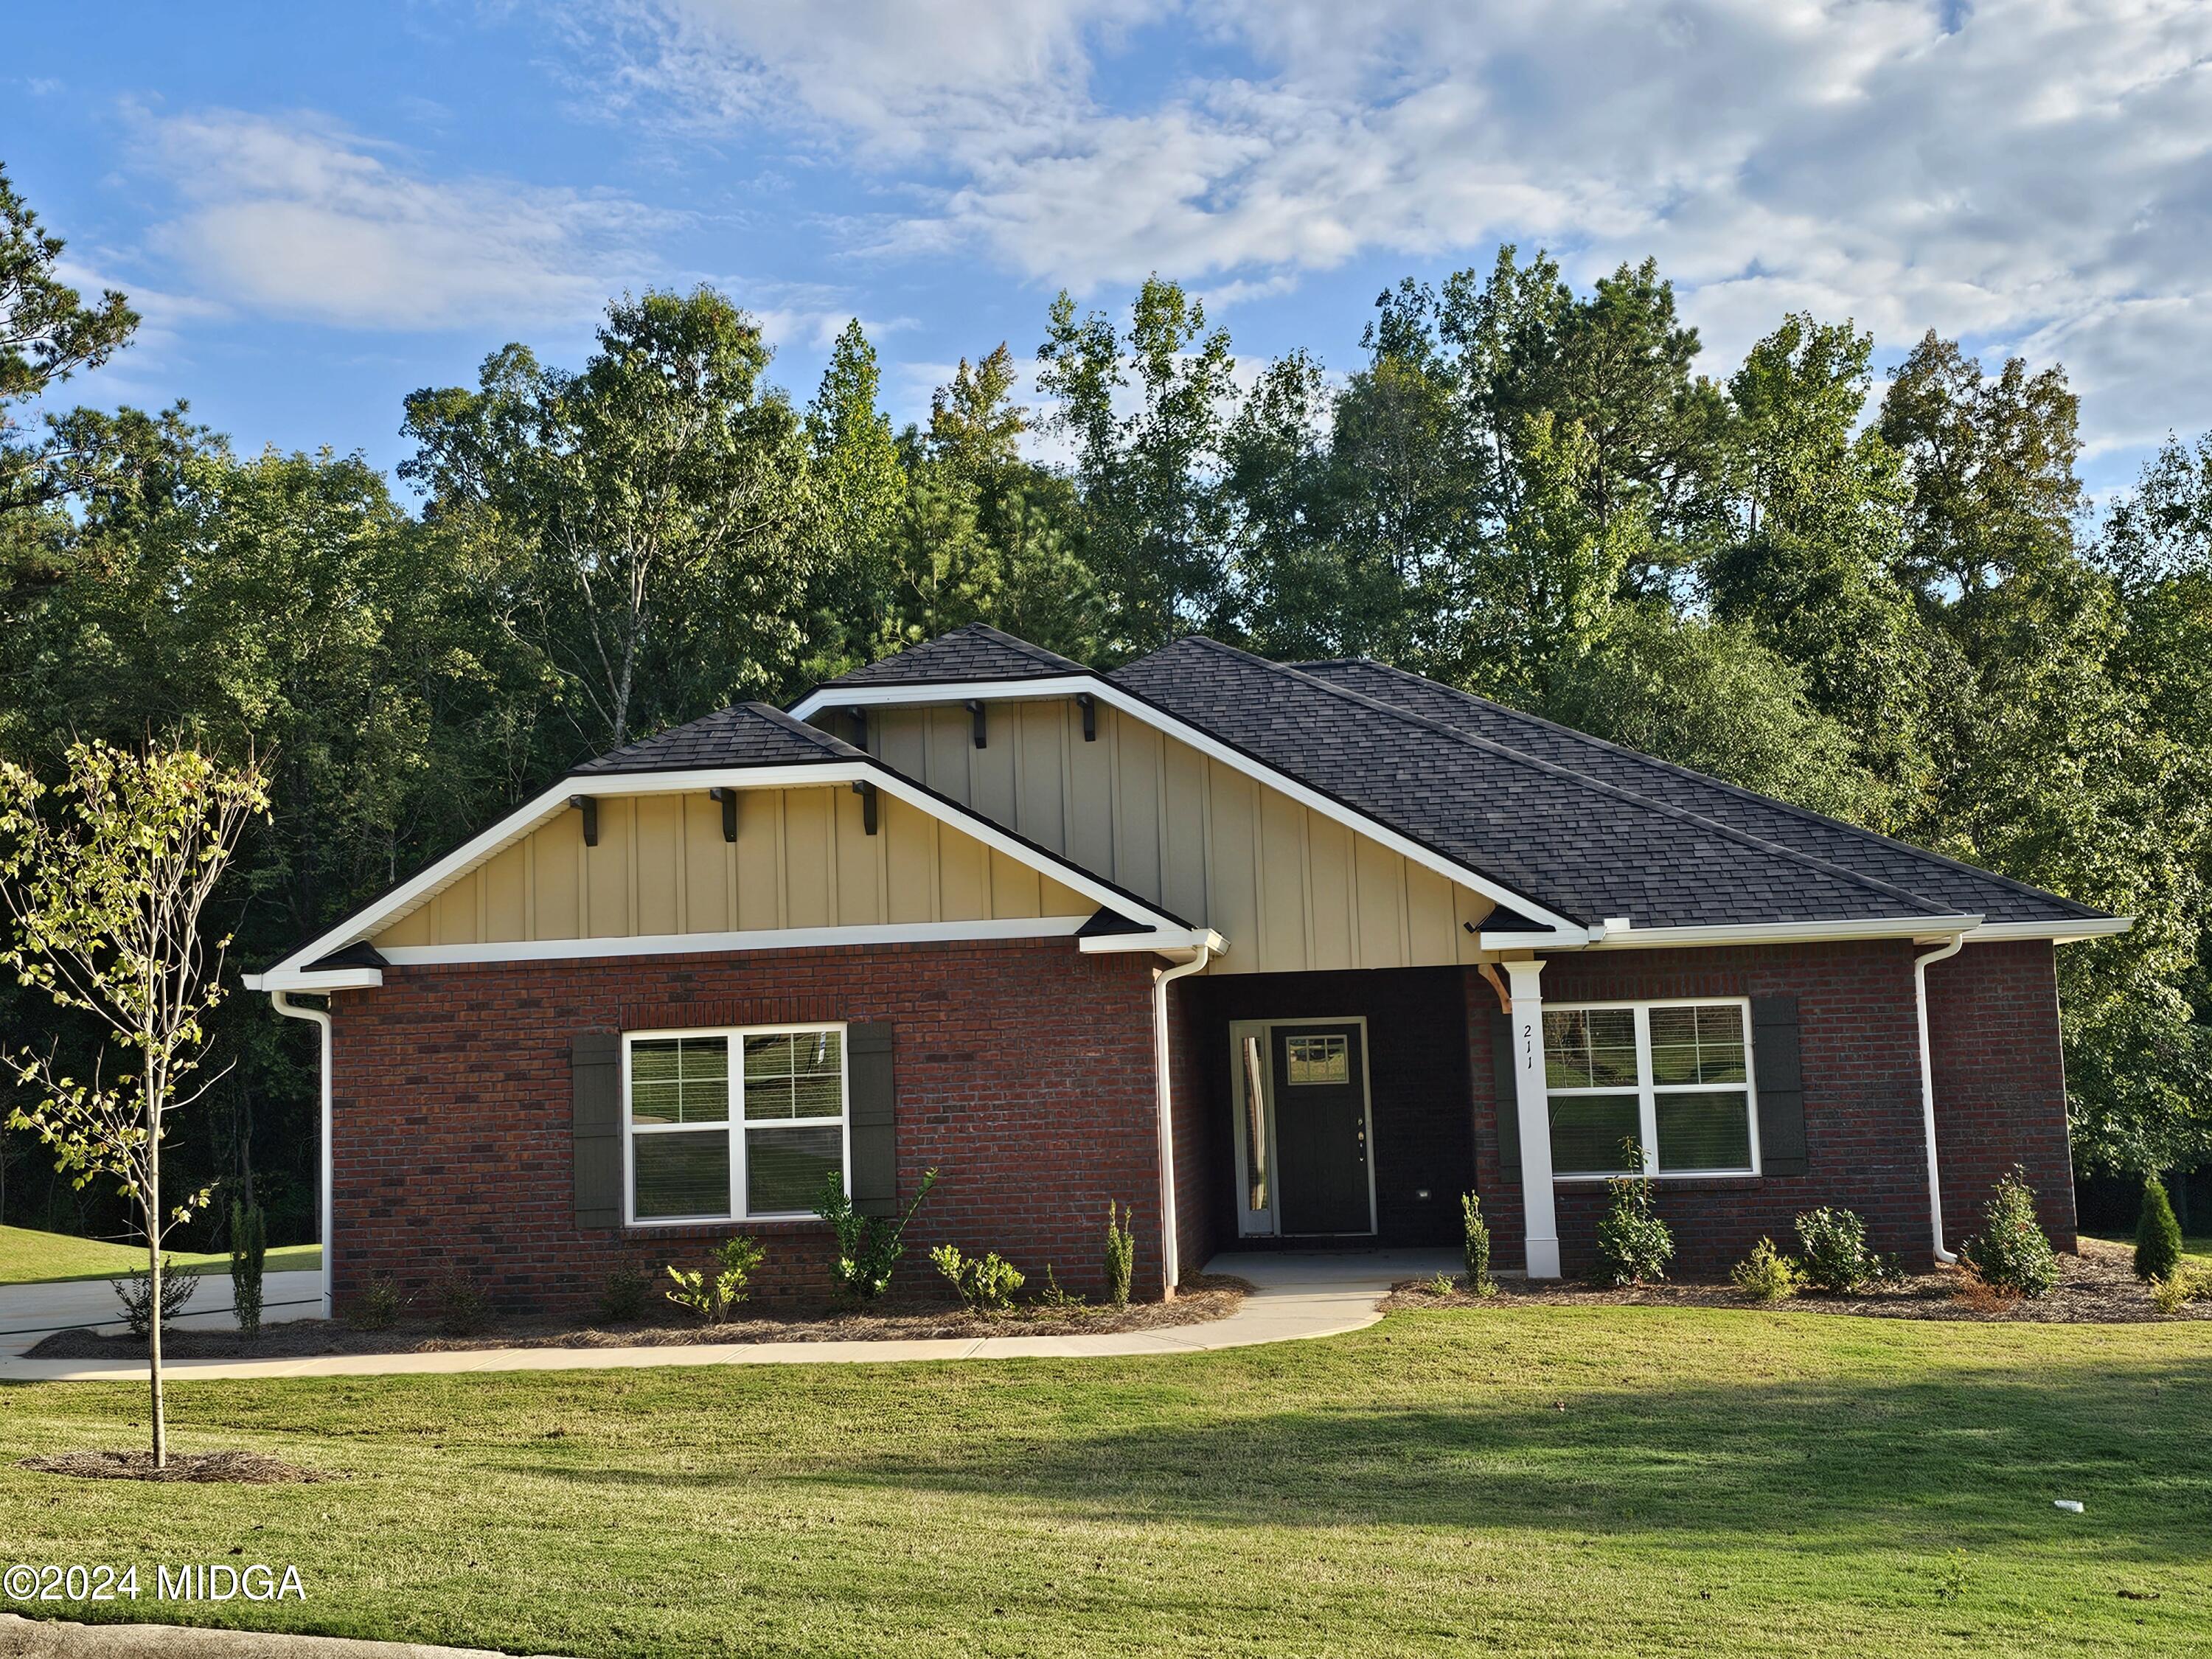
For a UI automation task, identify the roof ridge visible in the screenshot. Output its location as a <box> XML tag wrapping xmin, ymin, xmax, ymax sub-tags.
<box><xmin>1165</xmin><ymin>637</ymin><xmax>1962</xmax><ymax>921</ymax></box>
<box><xmin>1307</xmin><ymin>656</ymin><xmax>2106</xmax><ymax>922</ymax></box>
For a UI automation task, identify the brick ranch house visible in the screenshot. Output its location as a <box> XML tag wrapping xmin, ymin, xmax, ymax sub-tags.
<box><xmin>246</xmin><ymin>625</ymin><xmax>2129</xmax><ymax>1313</ymax></box>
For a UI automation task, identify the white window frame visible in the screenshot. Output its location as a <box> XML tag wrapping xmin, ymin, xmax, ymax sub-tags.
<box><xmin>621</xmin><ymin>1022</ymin><xmax>852</xmax><ymax>1226</ymax></box>
<box><xmin>1543</xmin><ymin>996</ymin><xmax>1761</xmax><ymax>1180</ymax></box>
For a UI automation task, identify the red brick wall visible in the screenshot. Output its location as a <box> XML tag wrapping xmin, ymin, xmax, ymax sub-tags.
<box><xmin>1926</xmin><ymin>939</ymin><xmax>2077</xmax><ymax>1251</ymax></box>
<box><xmin>1165</xmin><ymin>973</ymin><xmax>1216</xmax><ymax>1287</ymax></box>
<box><xmin>326</xmin><ymin>937</ymin><xmax>1169</xmax><ymax>1314</ymax></box>
<box><xmin>1462</xmin><ymin>939</ymin><xmax>2076</xmax><ymax>1278</ymax></box>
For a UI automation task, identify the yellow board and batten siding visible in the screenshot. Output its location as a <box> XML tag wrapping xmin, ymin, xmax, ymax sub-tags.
<box><xmin>863</xmin><ymin>700</ymin><xmax>1495</xmax><ymax>974</ymax></box>
<box><xmin>370</xmin><ymin>785</ymin><xmax>1094</xmax><ymax>950</ymax></box>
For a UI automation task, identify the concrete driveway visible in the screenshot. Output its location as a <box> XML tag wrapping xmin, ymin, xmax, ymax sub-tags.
<box><xmin>0</xmin><ymin>1271</ymin><xmax>325</xmax><ymax>1360</ymax></box>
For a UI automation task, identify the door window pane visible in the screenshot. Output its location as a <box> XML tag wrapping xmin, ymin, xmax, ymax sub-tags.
<box><xmin>633</xmin><ymin>1131</ymin><xmax>730</xmax><ymax>1219</ymax></box>
<box><xmin>628</xmin><ymin>1037</ymin><xmax>728</xmax><ymax>1124</ymax></box>
<box><xmin>1284</xmin><ymin>1034</ymin><xmax>1349</xmax><ymax>1085</ymax></box>
<box><xmin>1648</xmin><ymin>1004</ymin><xmax>1747</xmax><ymax>1085</ymax></box>
<box><xmin>1549</xmin><ymin>1094</ymin><xmax>1641</xmax><ymax>1176</ymax></box>
<box><xmin>1656</xmin><ymin>1091</ymin><xmax>1754</xmax><ymax>1172</ymax></box>
<box><xmin>1544</xmin><ymin>1009</ymin><xmax>1638</xmax><ymax>1088</ymax></box>
<box><xmin>747</xmin><ymin>1125</ymin><xmax>842</xmax><ymax>1213</ymax></box>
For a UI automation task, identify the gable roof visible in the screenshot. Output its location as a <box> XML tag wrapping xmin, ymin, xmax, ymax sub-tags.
<box><xmin>824</xmin><ymin>622</ymin><xmax>1084</xmax><ymax>689</ymax></box>
<box><xmin>1287</xmin><ymin>655</ymin><xmax>2106</xmax><ymax>930</ymax></box>
<box><xmin>1093</xmin><ymin>636</ymin><xmax>2115</xmax><ymax>939</ymax></box>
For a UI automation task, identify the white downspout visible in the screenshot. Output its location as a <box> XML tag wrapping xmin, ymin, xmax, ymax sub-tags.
<box><xmin>1913</xmin><ymin>936</ymin><xmax>1966</xmax><ymax>1264</ymax></box>
<box><xmin>270</xmin><ymin>992</ymin><xmax>335</xmax><ymax>1317</ymax></box>
<box><xmin>1151</xmin><ymin>945</ymin><xmax>1214</xmax><ymax>1297</ymax></box>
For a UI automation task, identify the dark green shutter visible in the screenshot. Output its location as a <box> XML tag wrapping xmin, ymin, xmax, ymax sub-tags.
<box><xmin>1751</xmin><ymin>995</ymin><xmax>1809</xmax><ymax>1177</ymax></box>
<box><xmin>572</xmin><ymin>1032</ymin><xmax>623</xmax><ymax>1228</ymax></box>
<box><xmin>848</xmin><ymin>1021</ymin><xmax>897</xmax><ymax>1217</ymax></box>
<box><xmin>1488</xmin><ymin>1009</ymin><xmax>1522</xmax><ymax>1180</ymax></box>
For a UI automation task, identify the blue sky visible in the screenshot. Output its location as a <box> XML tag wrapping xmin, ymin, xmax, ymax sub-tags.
<box><xmin>10</xmin><ymin>0</ymin><xmax>2211</xmax><ymax>496</ymax></box>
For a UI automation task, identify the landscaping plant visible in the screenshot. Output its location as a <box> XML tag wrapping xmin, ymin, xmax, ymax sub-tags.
<box><xmin>111</xmin><ymin>1258</ymin><xmax>198</xmax><ymax>1339</ymax></box>
<box><xmin>1104</xmin><ymin>1200</ymin><xmax>1135</xmax><ymax>1307</ymax></box>
<box><xmin>931</xmin><ymin>1244</ymin><xmax>1026</xmax><ymax>1312</ymax></box>
<box><xmin>815</xmin><ymin>1166</ymin><xmax>939</xmax><ymax>1300</ymax></box>
<box><xmin>1594</xmin><ymin>1146</ymin><xmax>1673</xmax><ymax>1286</ymax></box>
<box><xmin>599</xmin><ymin>1266</ymin><xmax>652</xmax><ymax>1323</ymax></box>
<box><xmin>229</xmin><ymin>1196</ymin><xmax>267</xmax><ymax>1338</ymax></box>
<box><xmin>1794</xmin><ymin>1206</ymin><xmax>1891</xmax><ymax>1293</ymax></box>
<box><xmin>1731</xmin><ymin>1237</ymin><xmax>1802</xmax><ymax>1304</ymax></box>
<box><xmin>433</xmin><ymin>1275</ymin><xmax>495</xmax><ymax>1337</ymax></box>
<box><xmin>2135</xmin><ymin>1175</ymin><xmax>2184</xmax><ymax>1283</ymax></box>
<box><xmin>1461</xmin><ymin>1191</ymin><xmax>1495</xmax><ymax>1295</ymax></box>
<box><xmin>346</xmin><ymin>1277</ymin><xmax>401</xmax><ymax>1331</ymax></box>
<box><xmin>1959</xmin><ymin>1167</ymin><xmax>2059</xmax><ymax>1299</ymax></box>
<box><xmin>2149</xmin><ymin>1262</ymin><xmax>2212</xmax><ymax>1315</ymax></box>
<box><xmin>666</xmin><ymin>1236</ymin><xmax>765</xmax><ymax>1325</ymax></box>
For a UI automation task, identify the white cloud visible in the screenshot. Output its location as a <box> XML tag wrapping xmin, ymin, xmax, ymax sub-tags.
<box><xmin>139</xmin><ymin>108</ymin><xmax>670</xmax><ymax>330</ymax></box>
<box><xmin>578</xmin><ymin>0</ymin><xmax>2212</xmax><ymax>448</ymax></box>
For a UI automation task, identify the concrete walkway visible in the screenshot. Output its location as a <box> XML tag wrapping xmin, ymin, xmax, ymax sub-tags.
<box><xmin>0</xmin><ymin>1251</ymin><xmax>1453</xmax><ymax>1383</ymax></box>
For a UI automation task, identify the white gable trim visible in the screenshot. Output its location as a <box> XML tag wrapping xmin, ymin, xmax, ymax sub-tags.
<box><xmin>249</xmin><ymin>758</ymin><xmax>1192</xmax><ymax>989</ymax></box>
<box><xmin>794</xmin><ymin>675</ymin><xmax>1584</xmax><ymax>936</ymax></box>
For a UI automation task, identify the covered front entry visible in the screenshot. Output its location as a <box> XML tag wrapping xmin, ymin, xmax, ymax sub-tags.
<box><xmin>1183</xmin><ymin>968</ymin><xmax>1475</xmax><ymax>1251</ymax></box>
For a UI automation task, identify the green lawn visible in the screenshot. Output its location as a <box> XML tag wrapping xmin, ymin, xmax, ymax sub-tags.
<box><xmin>0</xmin><ymin>1225</ymin><xmax>319</xmax><ymax>1286</ymax></box>
<box><xmin>2084</xmin><ymin>1228</ymin><xmax>2212</xmax><ymax>1264</ymax></box>
<box><xmin>3</xmin><ymin>1306</ymin><xmax>2209</xmax><ymax>1656</ymax></box>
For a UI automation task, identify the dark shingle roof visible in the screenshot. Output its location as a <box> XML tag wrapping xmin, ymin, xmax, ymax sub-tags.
<box><xmin>572</xmin><ymin>702</ymin><xmax>860</xmax><ymax>775</ymax></box>
<box><xmin>1290</xmin><ymin>656</ymin><xmax>2103</xmax><ymax>928</ymax></box>
<box><xmin>825</xmin><ymin>622</ymin><xmax>1084</xmax><ymax>688</ymax></box>
<box><xmin>1110</xmin><ymin>637</ymin><xmax>2107</xmax><ymax>933</ymax></box>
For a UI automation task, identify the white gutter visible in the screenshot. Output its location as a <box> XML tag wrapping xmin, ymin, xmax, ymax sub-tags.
<box><xmin>269</xmin><ymin>991</ymin><xmax>335</xmax><ymax>1317</ymax></box>
<box><xmin>1913</xmin><ymin>936</ymin><xmax>1967</xmax><ymax>1264</ymax></box>
<box><xmin>1150</xmin><ymin>944</ymin><xmax>1215</xmax><ymax>1295</ymax></box>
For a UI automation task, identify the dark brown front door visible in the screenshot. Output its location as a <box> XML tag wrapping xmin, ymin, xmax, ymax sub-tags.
<box><xmin>1271</xmin><ymin>1023</ymin><xmax>1372</xmax><ymax>1235</ymax></box>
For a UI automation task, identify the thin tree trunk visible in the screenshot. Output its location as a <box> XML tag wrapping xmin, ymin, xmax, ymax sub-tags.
<box><xmin>146</xmin><ymin>1119</ymin><xmax>165</xmax><ymax>1470</ymax></box>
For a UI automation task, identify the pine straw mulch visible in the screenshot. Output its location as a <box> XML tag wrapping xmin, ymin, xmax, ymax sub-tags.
<box><xmin>16</xmin><ymin>1449</ymin><xmax>335</xmax><ymax>1484</ymax></box>
<box><xmin>27</xmin><ymin>1275</ymin><xmax>1248</xmax><ymax>1361</ymax></box>
<box><xmin>1382</xmin><ymin>1238</ymin><xmax>2208</xmax><ymax>1324</ymax></box>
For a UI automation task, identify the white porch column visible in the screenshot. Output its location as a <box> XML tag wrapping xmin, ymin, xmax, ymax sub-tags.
<box><xmin>1503</xmin><ymin>959</ymin><xmax>1560</xmax><ymax>1279</ymax></box>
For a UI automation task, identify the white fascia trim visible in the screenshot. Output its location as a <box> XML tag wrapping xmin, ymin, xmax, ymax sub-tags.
<box><xmin>1965</xmin><ymin>916</ymin><xmax>2133</xmax><ymax>944</ymax></box>
<box><xmin>1079</xmin><ymin>927</ymin><xmax>1229</xmax><ymax>959</ymax></box>
<box><xmin>243</xmin><ymin>968</ymin><xmax>385</xmax><ymax>993</ymax></box>
<box><xmin>254</xmin><ymin>759</ymin><xmax>1185</xmax><ymax>983</ymax></box>
<box><xmin>794</xmin><ymin>676</ymin><xmax>1584</xmax><ymax>937</ymax></box>
<box><xmin>375</xmin><ymin>916</ymin><xmax>1093</xmax><ymax>969</ymax></box>
<box><xmin>1576</xmin><ymin>914</ymin><xmax>1986</xmax><ymax>951</ymax></box>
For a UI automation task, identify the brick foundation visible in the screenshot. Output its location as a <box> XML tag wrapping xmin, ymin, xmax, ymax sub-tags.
<box><xmin>327</xmin><ymin>937</ymin><xmax>1169</xmax><ymax>1315</ymax></box>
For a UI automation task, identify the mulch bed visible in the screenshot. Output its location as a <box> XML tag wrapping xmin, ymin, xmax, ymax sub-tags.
<box><xmin>27</xmin><ymin>1274</ymin><xmax>1248</xmax><ymax>1361</ymax></box>
<box><xmin>1383</xmin><ymin>1237</ymin><xmax>2207</xmax><ymax>1324</ymax></box>
<box><xmin>16</xmin><ymin>1450</ymin><xmax>333</xmax><ymax>1484</ymax></box>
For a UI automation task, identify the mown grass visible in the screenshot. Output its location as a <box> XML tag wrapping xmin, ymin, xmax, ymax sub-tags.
<box><xmin>2084</xmin><ymin>1228</ymin><xmax>2212</xmax><ymax>1265</ymax></box>
<box><xmin>0</xmin><ymin>1225</ymin><xmax>319</xmax><ymax>1287</ymax></box>
<box><xmin>2</xmin><ymin>1305</ymin><xmax>2209</xmax><ymax>1656</ymax></box>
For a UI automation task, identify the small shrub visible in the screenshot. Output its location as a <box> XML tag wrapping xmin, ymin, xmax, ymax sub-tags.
<box><xmin>1593</xmin><ymin>1147</ymin><xmax>1673</xmax><ymax>1287</ymax></box>
<box><xmin>598</xmin><ymin>1266</ymin><xmax>653</xmax><ymax>1324</ymax></box>
<box><xmin>229</xmin><ymin>1198</ymin><xmax>267</xmax><ymax>1338</ymax></box>
<box><xmin>110</xmin><ymin>1259</ymin><xmax>200</xmax><ymax>1339</ymax></box>
<box><xmin>1958</xmin><ymin>1166</ymin><xmax>2059</xmax><ymax>1300</ymax></box>
<box><xmin>1460</xmin><ymin>1192</ymin><xmax>1494</xmax><ymax>1295</ymax></box>
<box><xmin>432</xmin><ymin>1275</ymin><xmax>494</xmax><ymax>1338</ymax></box>
<box><xmin>2135</xmin><ymin>1175</ymin><xmax>2184</xmax><ymax>1283</ymax></box>
<box><xmin>2150</xmin><ymin>1261</ymin><xmax>2212</xmax><ymax>1315</ymax></box>
<box><xmin>1950</xmin><ymin>1265</ymin><xmax>2019</xmax><ymax>1312</ymax></box>
<box><xmin>1103</xmin><ymin>1200</ymin><xmax>1136</xmax><ymax>1308</ymax></box>
<box><xmin>1034</xmin><ymin>1266</ymin><xmax>1086</xmax><ymax>1312</ymax></box>
<box><xmin>930</xmin><ymin>1244</ymin><xmax>1026</xmax><ymax>1312</ymax></box>
<box><xmin>1423</xmin><ymin>1272</ymin><xmax>1457</xmax><ymax>1297</ymax></box>
<box><xmin>815</xmin><ymin>1167</ymin><xmax>939</xmax><ymax>1301</ymax></box>
<box><xmin>665</xmin><ymin>1236</ymin><xmax>765</xmax><ymax>1325</ymax></box>
<box><xmin>346</xmin><ymin>1276</ymin><xmax>401</xmax><ymax>1331</ymax></box>
<box><xmin>1794</xmin><ymin>1206</ymin><xmax>1891</xmax><ymax>1293</ymax></box>
<box><xmin>1731</xmin><ymin>1237</ymin><xmax>1802</xmax><ymax>1304</ymax></box>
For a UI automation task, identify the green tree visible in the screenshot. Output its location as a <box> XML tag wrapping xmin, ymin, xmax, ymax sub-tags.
<box><xmin>0</xmin><ymin>740</ymin><xmax>269</xmax><ymax>1467</ymax></box>
<box><xmin>402</xmin><ymin>288</ymin><xmax>817</xmax><ymax>754</ymax></box>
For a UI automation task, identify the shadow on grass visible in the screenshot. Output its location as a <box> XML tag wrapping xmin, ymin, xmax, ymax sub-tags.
<box><xmin>517</xmin><ymin>1341</ymin><xmax>2212</xmax><ymax>1563</ymax></box>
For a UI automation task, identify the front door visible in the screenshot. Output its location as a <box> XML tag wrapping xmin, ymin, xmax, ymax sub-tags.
<box><xmin>1270</xmin><ymin>1023</ymin><xmax>1373</xmax><ymax>1235</ymax></box>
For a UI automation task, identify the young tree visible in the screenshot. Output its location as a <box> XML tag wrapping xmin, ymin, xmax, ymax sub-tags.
<box><xmin>0</xmin><ymin>740</ymin><xmax>268</xmax><ymax>1467</ymax></box>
